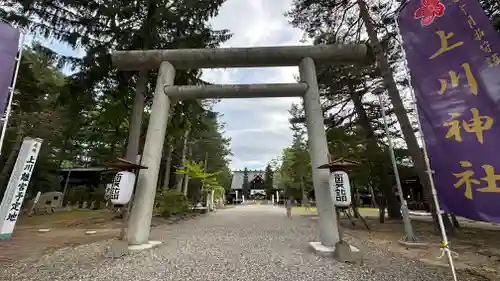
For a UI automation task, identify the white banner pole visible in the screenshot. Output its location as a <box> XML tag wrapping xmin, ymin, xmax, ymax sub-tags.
<box><xmin>392</xmin><ymin>8</ymin><xmax>458</xmax><ymax>280</ymax></box>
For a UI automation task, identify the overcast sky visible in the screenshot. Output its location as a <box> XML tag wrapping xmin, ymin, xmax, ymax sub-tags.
<box><xmin>33</xmin><ymin>0</ymin><xmax>304</xmax><ymax>171</ymax></box>
<box><xmin>203</xmin><ymin>0</ymin><xmax>305</xmax><ymax>170</ymax></box>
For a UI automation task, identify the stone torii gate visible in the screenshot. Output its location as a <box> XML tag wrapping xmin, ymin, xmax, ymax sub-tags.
<box><xmin>111</xmin><ymin>44</ymin><xmax>371</xmax><ymax>254</ymax></box>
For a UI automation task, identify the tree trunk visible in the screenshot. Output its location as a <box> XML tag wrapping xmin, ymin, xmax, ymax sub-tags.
<box><xmin>441</xmin><ymin>213</ymin><xmax>456</xmax><ymax>232</ymax></box>
<box><xmin>357</xmin><ymin>0</ymin><xmax>454</xmax><ymax>233</ymax></box>
<box><xmin>0</xmin><ymin>126</ymin><xmax>24</xmax><ymax>198</ymax></box>
<box><xmin>351</xmin><ymin>91</ymin><xmax>401</xmax><ymax>219</ymax></box>
<box><xmin>379</xmin><ymin>194</ymin><xmax>386</xmax><ymax>223</ymax></box>
<box><xmin>56</xmin><ymin>137</ymin><xmax>71</xmax><ymax>169</ymax></box>
<box><xmin>123</xmin><ymin>0</ymin><xmax>157</xmax><ymax>161</ymax></box>
<box><xmin>182</xmin><ymin>174</ymin><xmax>189</xmax><ymax>196</ymax></box>
<box><xmin>175</xmin><ymin>128</ymin><xmax>190</xmax><ymax>192</ymax></box>
<box><xmin>162</xmin><ymin>144</ymin><xmax>173</xmax><ymax>191</ymax></box>
<box><xmin>300</xmin><ymin>177</ymin><xmax>308</xmax><ymax>206</ymax></box>
<box><xmin>125</xmin><ymin>71</ymin><xmax>148</xmax><ymax>162</ymax></box>
<box><xmin>367</xmin><ymin>183</ymin><xmax>379</xmax><ymax>208</ymax></box>
<box><xmin>182</xmin><ymin>147</ymin><xmax>192</xmax><ymax>196</ymax></box>
<box><xmin>450</xmin><ymin>213</ymin><xmax>461</xmax><ymax>229</ymax></box>
<box><xmin>351</xmin><ymin>186</ymin><xmax>360</xmax><ymax>218</ymax></box>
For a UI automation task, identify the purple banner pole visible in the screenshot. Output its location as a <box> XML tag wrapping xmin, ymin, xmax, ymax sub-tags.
<box><xmin>0</xmin><ymin>22</ymin><xmax>20</xmax><ymax>119</ymax></box>
<box><xmin>398</xmin><ymin>0</ymin><xmax>500</xmax><ymax>223</ymax></box>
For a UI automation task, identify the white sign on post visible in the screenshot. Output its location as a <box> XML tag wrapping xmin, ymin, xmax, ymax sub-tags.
<box><xmin>0</xmin><ymin>137</ymin><xmax>43</xmax><ymax>239</ymax></box>
<box><xmin>110</xmin><ymin>171</ymin><xmax>136</xmax><ymax>205</ymax></box>
<box><xmin>329</xmin><ymin>170</ymin><xmax>352</xmax><ymax>208</ymax></box>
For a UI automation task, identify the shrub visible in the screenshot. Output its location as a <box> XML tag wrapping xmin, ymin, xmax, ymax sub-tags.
<box><xmin>157</xmin><ymin>190</ymin><xmax>189</xmax><ymax>218</ymax></box>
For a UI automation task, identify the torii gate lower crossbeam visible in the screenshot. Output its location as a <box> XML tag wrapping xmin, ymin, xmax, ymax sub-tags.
<box><xmin>111</xmin><ymin>44</ymin><xmax>371</xmax><ymax>256</ymax></box>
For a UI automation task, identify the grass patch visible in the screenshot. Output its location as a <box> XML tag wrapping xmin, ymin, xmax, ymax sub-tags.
<box><xmin>293</xmin><ymin>206</ymin><xmax>318</xmax><ymax>213</ymax></box>
<box><xmin>17</xmin><ymin>210</ymin><xmax>104</xmax><ymax>226</ymax></box>
<box><xmin>358</xmin><ymin>207</ymin><xmax>378</xmax><ymax>213</ymax></box>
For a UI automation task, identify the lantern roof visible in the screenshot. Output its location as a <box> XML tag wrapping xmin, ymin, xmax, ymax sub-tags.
<box><xmin>106</xmin><ymin>158</ymin><xmax>148</xmax><ymax>171</ymax></box>
<box><xmin>317</xmin><ymin>157</ymin><xmax>360</xmax><ymax>170</ymax></box>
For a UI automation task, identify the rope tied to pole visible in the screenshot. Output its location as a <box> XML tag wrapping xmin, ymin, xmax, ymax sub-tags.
<box><xmin>437</xmin><ymin>241</ymin><xmax>459</xmax><ymax>260</ymax></box>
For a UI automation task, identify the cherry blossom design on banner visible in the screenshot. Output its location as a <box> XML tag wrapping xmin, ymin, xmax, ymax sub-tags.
<box><xmin>414</xmin><ymin>0</ymin><xmax>446</xmax><ymax>26</ymax></box>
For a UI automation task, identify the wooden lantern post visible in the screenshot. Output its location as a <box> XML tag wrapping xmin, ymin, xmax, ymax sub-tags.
<box><xmin>318</xmin><ymin>157</ymin><xmax>365</xmax><ymax>262</ymax></box>
<box><xmin>318</xmin><ymin>157</ymin><xmax>360</xmax><ymax>241</ymax></box>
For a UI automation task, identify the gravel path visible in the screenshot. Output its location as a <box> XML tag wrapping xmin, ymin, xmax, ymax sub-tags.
<box><xmin>1</xmin><ymin>205</ymin><xmax>462</xmax><ymax>281</ymax></box>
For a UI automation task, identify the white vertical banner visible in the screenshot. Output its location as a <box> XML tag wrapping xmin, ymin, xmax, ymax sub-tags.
<box><xmin>0</xmin><ymin>137</ymin><xmax>43</xmax><ymax>239</ymax></box>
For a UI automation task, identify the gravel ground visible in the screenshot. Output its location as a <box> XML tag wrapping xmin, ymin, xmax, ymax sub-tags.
<box><xmin>0</xmin><ymin>205</ymin><xmax>466</xmax><ymax>281</ymax></box>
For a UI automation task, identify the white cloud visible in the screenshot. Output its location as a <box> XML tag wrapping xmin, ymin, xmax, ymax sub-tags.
<box><xmin>202</xmin><ymin>0</ymin><xmax>307</xmax><ymax>170</ymax></box>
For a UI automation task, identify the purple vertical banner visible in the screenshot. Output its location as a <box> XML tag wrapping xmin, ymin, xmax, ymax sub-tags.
<box><xmin>398</xmin><ymin>0</ymin><xmax>500</xmax><ymax>222</ymax></box>
<box><xmin>0</xmin><ymin>22</ymin><xmax>20</xmax><ymax>120</ymax></box>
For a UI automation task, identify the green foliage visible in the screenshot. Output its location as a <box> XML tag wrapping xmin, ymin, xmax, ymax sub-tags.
<box><xmin>276</xmin><ymin>103</ymin><xmax>313</xmax><ymax>200</ymax></box>
<box><xmin>0</xmin><ymin>43</ymin><xmax>69</xmax><ymax>197</ymax></box>
<box><xmin>262</xmin><ymin>164</ymin><xmax>274</xmax><ymax>197</ymax></box>
<box><xmin>283</xmin><ymin>0</ymin><xmax>403</xmax><ymax>199</ymax></box>
<box><xmin>157</xmin><ymin>190</ymin><xmax>189</xmax><ymax>217</ymax></box>
<box><xmin>175</xmin><ymin>160</ymin><xmax>225</xmax><ymax>199</ymax></box>
<box><xmin>283</xmin><ymin>0</ymin><xmax>418</xmax><ymax>219</ymax></box>
<box><xmin>3</xmin><ymin>0</ymin><xmax>233</xmax><ymax>164</ymax></box>
<box><xmin>0</xmin><ymin>0</ymin><xmax>233</xmax><ymax>201</ymax></box>
<box><xmin>242</xmin><ymin>167</ymin><xmax>249</xmax><ymax>190</ymax></box>
<box><xmin>187</xmin><ymin>111</ymin><xmax>232</xmax><ymax>192</ymax></box>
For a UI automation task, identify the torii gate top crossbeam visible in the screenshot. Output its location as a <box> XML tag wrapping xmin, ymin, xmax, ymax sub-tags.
<box><xmin>111</xmin><ymin>44</ymin><xmax>371</xmax><ymax>70</ymax></box>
